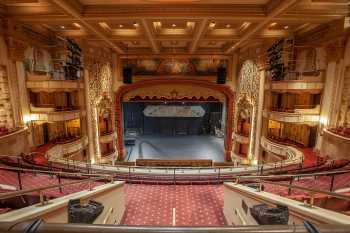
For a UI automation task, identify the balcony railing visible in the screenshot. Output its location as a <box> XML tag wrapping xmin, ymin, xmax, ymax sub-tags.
<box><xmin>1</xmin><ymin>220</ymin><xmax>348</xmax><ymax>233</ymax></box>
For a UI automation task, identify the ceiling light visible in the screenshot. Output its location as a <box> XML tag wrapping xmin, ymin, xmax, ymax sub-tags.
<box><xmin>284</xmin><ymin>25</ymin><xmax>289</xmax><ymax>30</ymax></box>
<box><xmin>172</xmin><ymin>23</ymin><xmax>177</xmax><ymax>27</ymax></box>
<box><xmin>72</xmin><ymin>23</ymin><xmax>81</xmax><ymax>29</ymax></box>
<box><xmin>209</xmin><ymin>21</ymin><xmax>216</xmax><ymax>28</ymax></box>
<box><xmin>133</xmin><ymin>22</ymin><xmax>139</xmax><ymax>27</ymax></box>
<box><xmin>226</xmin><ymin>24</ymin><xmax>231</xmax><ymax>28</ymax></box>
<box><xmin>60</xmin><ymin>25</ymin><xmax>65</xmax><ymax>29</ymax></box>
<box><xmin>99</xmin><ymin>22</ymin><xmax>111</xmax><ymax>31</ymax></box>
<box><xmin>270</xmin><ymin>22</ymin><xmax>277</xmax><ymax>27</ymax></box>
<box><xmin>119</xmin><ymin>24</ymin><xmax>124</xmax><ymax>28</ymax></box>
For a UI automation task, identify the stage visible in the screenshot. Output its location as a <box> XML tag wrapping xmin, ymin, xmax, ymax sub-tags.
<box><xmin>125</xmin><ymin>135</ymin><xmax>225</xmax><ymax>162</ymax></box>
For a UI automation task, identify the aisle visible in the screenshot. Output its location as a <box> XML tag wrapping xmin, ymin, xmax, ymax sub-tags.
<box><xmin>120</xmin><ymin>184</ymin><xmax>227</xmax><ymax>226</ymax></box>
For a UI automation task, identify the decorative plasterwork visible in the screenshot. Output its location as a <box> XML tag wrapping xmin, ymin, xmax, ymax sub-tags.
<box><xmin>123</xmin><ymin>84</ymin><xmax>226</xmax><ymax>102</ymax></box>
<box><xmin>234</xmin><ymin>60</ymin><xmax>260</xmax><ymax>162</ymax></box>
<box><xmin>87</xmin><ymin>61</ymin><xmax>116</xmax><ymax>161</ymax></box>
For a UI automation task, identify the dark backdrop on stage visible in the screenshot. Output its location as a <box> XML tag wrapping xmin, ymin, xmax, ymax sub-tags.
<box><xmin>122</xmin><ymin>102</ymin><xmax>223</xmax><ymax>136</ymax></box>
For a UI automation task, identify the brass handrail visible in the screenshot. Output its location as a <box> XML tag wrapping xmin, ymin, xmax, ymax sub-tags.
<box><xmin>0</xmin><ymin>165</ymin><xmax>112</xmax><ymax>177</ymax></box>
<box><xmin>260</xmin><ymin>180</ymin><xmax>350</xmax><ymax>201</ymax></box>
<box><xmin>0</xmin><ymin>176</ymin><xmax>108</xmax><ymax>205</ymax></box>
<box><xmin>1</xmin><ymin>221</ymin><xmax>349</xmax><ymax>233</ymax></box>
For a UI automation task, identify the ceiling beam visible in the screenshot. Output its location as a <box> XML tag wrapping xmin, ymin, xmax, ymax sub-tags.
<box><xmin>50</xmin><ymin>0</ymin><xmax>124</xmax><ymax>54</ymax></box>
<box><xmin>224</xmin><ymin>0</ymin><xmax>299</xmax><ymax>54</ymax></box>
<box><xmin>189</xmin><ymin>18</ymin><xmax>208</xmax><ymax>54</ymax></box>
<box><xmin>140</xmin><ymin>18</ymin><xmax>160</xmax><ymax>54</ymax></box>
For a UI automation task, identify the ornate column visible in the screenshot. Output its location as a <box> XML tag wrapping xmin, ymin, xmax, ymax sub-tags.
<box><xmin>316</xmin><ymin>39</ymin><xmax>345</xmax><ymax>151</ymax></box>
<box><xmin>253</xmin><ymin>69</ymin><xmax>265</xmax><ymax>164</ymax></box>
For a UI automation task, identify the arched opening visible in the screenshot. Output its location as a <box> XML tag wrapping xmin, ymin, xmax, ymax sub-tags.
<box><xmin>115</xmin><ymin>79</ymin><xmax>235</xmax><ymax>161</ymax></box>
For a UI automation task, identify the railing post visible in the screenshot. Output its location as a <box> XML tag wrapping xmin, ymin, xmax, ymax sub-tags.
<box><xmin>288</xmin><ymin>177</ymin><xmax>293</xmax><ymax>196</ymax></box>
<box><xmin>173</xmin><ymin>168</ymin><xmax>176</xmax><ymax>185</ymax></box>
<box><xmin>309</xmin><ymin>192</ymin><xmax>315</xmax><ymax>207</ymax></box>
<box><xmin>218</xmin><ymin>168</ymin><xmax>221</xmax><ymax>182</ymax></box>
<box><xmin>128</xmin><ymin>167</ymin><xmax>131</xmax><ymax>181</ymax></box>
<box><xmin>89</xmin><ymin>179</ymin><xmax>93</xmax><ymax>191</ymax></box>
<box><xmin>58</xmin><ymin>174</ymin><xmax>63</xmax><ymax>194</ymax></box>
<box><xmin>17</xmin><ymin>170</ymin><xmax>23</xmax><ymax>190</ymax></box>
<box><xmin>39</xmin><ymin>191</ymin><xmax>46</xmax><ymax>206</ymax></box>
<box><xmin>330</xmin><ymin>174</ymin><xmax>335</xmax><ymax>192</ymax></box>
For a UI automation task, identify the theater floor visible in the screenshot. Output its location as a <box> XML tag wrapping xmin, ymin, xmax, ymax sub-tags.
<box><xmin>125</xmin><ymin>135</ymin><xmax>225</xmax><ymax>162</ymax></box>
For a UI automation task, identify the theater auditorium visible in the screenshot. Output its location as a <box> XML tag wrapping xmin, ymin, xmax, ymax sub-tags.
<box><xmin>0</xmin><ymin>0</ymin><xmax>350</xmax><ymax>232</ymax></box>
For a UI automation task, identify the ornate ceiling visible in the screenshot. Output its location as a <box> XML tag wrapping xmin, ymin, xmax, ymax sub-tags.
<box><xmin>0</xmin><ymin>0</ymin><xmax>349</xmax><ymax>54</ymax></box>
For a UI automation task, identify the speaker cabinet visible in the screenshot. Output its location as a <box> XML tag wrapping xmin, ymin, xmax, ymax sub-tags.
<box><xmin>123</xmin><ymin>67</ymin><xmax>132</xmax><ymax>84</ymax></box>
<box><xmin>217</xmin><ymin>67</ymin><xmax>227</xmax><ymax>84</ymax></box>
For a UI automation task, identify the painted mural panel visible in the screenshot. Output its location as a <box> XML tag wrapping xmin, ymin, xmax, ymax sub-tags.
<box><xmin>122</xmin><ymin>58</ymin><xmax>228</xmax><ymax>76</ymax></box>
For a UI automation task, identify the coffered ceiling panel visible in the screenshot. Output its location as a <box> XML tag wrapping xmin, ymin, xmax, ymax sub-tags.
<box><xmin>1</xmin><ymin>0</ymin><xmax>349</xmax><ymax>54</ymax></box>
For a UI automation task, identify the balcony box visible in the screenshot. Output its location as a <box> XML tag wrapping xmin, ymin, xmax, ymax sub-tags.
<box><xmin>321</xmin><ymin>129</ymin><xmax>350</xmax><ymax>160</ymax></box>
<box><xmin>233</xmin><ymin>133</ymin><xmax>250</xmax><ymax>144</ymax></box>
<box><xmin>99</xmin><ymin>131</ymin><xmax>117</xmax><ymax>144</ymax></box>
<box><xmin>47</xmin><ymin>136</ymin><xmax>88</xmax><ymax>159</ymax></box>
<box><xmin>0</xmin><ymin>128</ymin><xmax>29</xmax><ymax>156</ymax></box>
<box><xmin>263</xmin><ymin>109</ymin><xmax>320</xmax><ymax>124</ymax></box>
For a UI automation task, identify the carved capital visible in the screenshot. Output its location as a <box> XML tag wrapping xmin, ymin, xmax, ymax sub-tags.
<box><xmin>324</xmin><ymin>38</ymin><xmax>346</xmax><ymax>63</ymax></box>
<box><xmin>6</xmin><ymin>37</ymin><xmax>28</xmax><ymax>61</ymax></box>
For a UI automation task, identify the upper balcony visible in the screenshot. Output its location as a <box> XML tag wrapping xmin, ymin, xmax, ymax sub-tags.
<box><xmin>30</xmin><ymin>106</ymin><xmax>85</xmax><ymax>122</ymax></box>
<box><xmin>26</xmin><ymin>73</ymin><xmax>84</xmax><ymax>91</ymax></box>
<box><xmin>265</xmin><ymin>74</ymin><xmax>324</xmax><ymax>93</ymax></box>
<box><xmin>263</xmin><ymin>106</ymin><xmax>320</xmax><ymax>123</ymax></box>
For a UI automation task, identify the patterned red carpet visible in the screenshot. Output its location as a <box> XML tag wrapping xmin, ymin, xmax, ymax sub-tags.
<box><xmin>120</xmin><ymin>184</ymin><xmax>227</xmax><ymax>226</ymax></box>
<box><xmin>0</xmin><ymin>169</ymin><xmax>102</xmax><ymax>197</ymax></box>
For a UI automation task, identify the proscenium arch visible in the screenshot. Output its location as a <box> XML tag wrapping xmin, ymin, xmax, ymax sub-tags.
<box><xmin>115</xmin><ymin>79</ymin><xmax>235</xmax><ymax>161</ymax></box>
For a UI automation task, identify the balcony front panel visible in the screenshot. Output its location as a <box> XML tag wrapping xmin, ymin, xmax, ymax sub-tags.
<box><xmin>260</xmin><ymin>136</ymin><xmax>303</xmax><ymax>162</ymax></box>
<box><xmin>233</xmin><ymin>133</ymin><xmax>250</xmax><ymax>144</ymax></box>
<box><xmin>321</xmin><ymin>129</ymin><xmax>350</xmax><ymax>160</ymax></box>
<box><xmin>30</xmin><ymin>110</ymin><xmax>86</xmax><ymax>122</ymax></box>
<box><xmin>263</xmin><ymin>109</ymin><xmax>319</xmax><ymax>123</ymax></box>
<box><xmin>265</xmin><ymin>81</ymin><xmax>324</xmax><ymax>92</ymax></box>
<box><xmin>99</xmin><ymin>131</ymin><xmax>117</xmax><ymax>144</ymax></box>
<box><xmin>26</xmin><ymin>80</ymin><xmax>84</xmax><ymax>91</ymax></box>
<box><xmin>0</xmin><ymin>127</ymin><xmax>29</xmax><ymax>156</ymax></box>
<box><xmin>47</xmin><ymin>136</ymin><xmax>88</xmax><ymax>159</ymax></box>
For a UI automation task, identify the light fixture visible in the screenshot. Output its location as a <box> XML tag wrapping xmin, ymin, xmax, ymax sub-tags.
<box><xmin>172</xmin><ymin>23</ymin><xmax>177</xmax><ymax>27</ymax></box>
<box><xmin>133</xmin><ymin>22</ymin><xmax>139</xmax><ymax>27</ymax></box>
<box><xmin>226</xmin><ymin>24</ymin><xmax>231</xmax><ymax>28</ymax></box>
<box><xmin>72</xmin><ymin>23</ymin><xmax>81</xmax><ymax>29</ymax></box>
<box><xmin>270</xmin><ymin>22</ymin><xmax>277</xmax><ymax>27</ymax></box>
<box><xmin>60</xmin><ymin>25</ymin><xmax>65</xmax><ymax>29</ymax></box>
<box><xmin>209</xmin><ymin>21</ymin><xmax>216</xmax><ymax>28</ymax></box>
<box><xmin>284</xmin><ymin>25</ymin><xmax>289</xmax><ymax>30</ymax></box>
<box><xmin>119</xmin><ymin>24</ymin><xmax>124</xmax><ymax>28</ymax></box>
